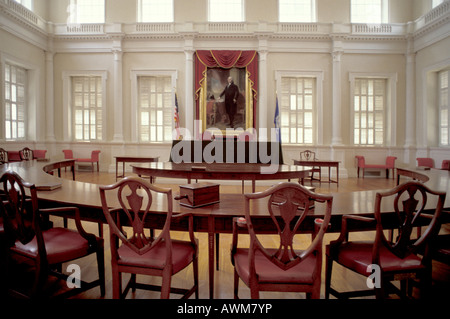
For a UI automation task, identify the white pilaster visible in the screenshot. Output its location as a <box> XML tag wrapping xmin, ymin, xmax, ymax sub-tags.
<box><xmin>331</xmin><ymin>42</ymin><xmax>343</xmax><ymax>146</ymax></box>
<box><xmin>45</xmin><ymin>50</ymin><xmax>56</xmax><ymax>141</ymax></box>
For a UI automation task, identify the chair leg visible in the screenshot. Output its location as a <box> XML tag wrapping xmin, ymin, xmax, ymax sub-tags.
<box><xmin>161</xmin><ymin>273</ymin><xmax>172</xmax><ymax>299</ymax></box>
<box><xmin>325</xmin><ymin>254</ymin><xmax>333</xmax><ymax>299</ymax></box>
<box><xmin>112</xmin><ymin>268</ymin><xmax>121</xmax><ymax>299</ymax></box>
<box><xmin>96</xmin><ymin>249</ymin><xmax>105</xmax><ymax>297</ymax></box>
<box><xmin>193</xmin><ymin>256</ymin><xmax>199</xmax><ymax>299</ymax></box>
<box><xmin>233</xmin><ymin>269</ymin><xmax>239</xmax><ymax>299</ymax></box>
<box><xmin>216</xmin><ymin>233</ymin><xmax>220</xmax><ymax>270</ymax></box>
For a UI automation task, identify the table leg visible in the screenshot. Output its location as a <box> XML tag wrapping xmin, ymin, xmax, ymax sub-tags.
<box><xmin>336</xmin><ymin>164</ymin><xmax>339</xmax><ymax>185</ymax></box>
<box><xmin>208</xmin><ymin>216</ymin><xmax>215</xmax><ymax>299</ymax></box>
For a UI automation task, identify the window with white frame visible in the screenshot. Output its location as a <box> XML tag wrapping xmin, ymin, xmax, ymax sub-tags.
<box><xmin>208</xmin><ymin>0</ymin><xmax>244</xmax><ymax>22</ymax></box>
<box><xmin>353</xmin><ymin>78</ymin><xmax>386</xmax><ymax>145</ymax></box>
<box><xmin>432</xmin><ymin>0</ymin><xmax>445</xmax><ymax>8</ymax></box>
<box><xmin>279</xmin><ymin>77</ymin><xmax>316</xmax><ymax>144</ymax></box>
<box><xmin>68</xmin><ymin>0</ymin><xmax>105</xmax><ymax>24</ymax></box>
<box><xmin>351</xmin><ymin>0</ymin><xmax>388</xmax><ymax>24</ymax></box>
<box><xmin>72</xmin><ymin>76</ymin><xmax>103</xmax><ymax>141</ymax></box>
<box><xmin>279</xmin><ymin>0</ymin><xmax>316</xmax><ymax>23</ymax></box>
<box><xmin>138</xmin><ymin>0</ymin><xmax>174</xmax><ymax>22</ymax></box>
<box><xmin>138</xmin><ymin>76</ymin><xmax>174</xmax><ymax>142</ymax></box>
<box><xmin>13</xmin><ymin>0</ymin><xmax>33</xmax><ymax>10</ymax></box>
<box><xmin>4</xmin><ymin>63</ymin><xmax>27</xmax><ymax>140</ymax></box>
<box><xmin>439</xmin><ymin>69</ymin><xmax>449</xmax><ymax>146</ymax></box>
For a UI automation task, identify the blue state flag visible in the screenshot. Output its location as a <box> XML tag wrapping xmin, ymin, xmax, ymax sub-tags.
<box><xmin>274</xmin><ymin>95</ymin><xmax>281</xmax><ymax>142</ymax></box>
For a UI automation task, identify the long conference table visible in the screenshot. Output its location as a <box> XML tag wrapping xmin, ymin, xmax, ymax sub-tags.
<box><xmin>131</xmin><ymin>161</ymin><xmax>313</xmax><ymax>193</ymax></box>
<box><xmin>1</xmin><ymin>160</ymin><xmax>449</xmax><ymax>299</ymax></box>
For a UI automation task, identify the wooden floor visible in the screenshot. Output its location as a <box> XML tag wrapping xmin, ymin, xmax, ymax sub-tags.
<box><xmin>43</xmin><ymin>171</ymin><xmax>450</xmax><ymax>299</ymax></box>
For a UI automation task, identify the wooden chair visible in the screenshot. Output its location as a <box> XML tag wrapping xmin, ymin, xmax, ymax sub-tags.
<box><xmin>299</xmin><ymin>150</ymin><xmax>321</xmax><ymax>184</ymax></box>
<box><xmin>33</xmin><ymin>149</ymin><xmax>47</xmax><ymax>160</ymax></box>
<box><xmin>99</xmin><ymin>177</ymin><xmax>199</xmax><ymax>299</ymax></box>
<box><xmin>0</xmin><ymin>171</ymin><xmax>105</xmax><ymax>299</ymax></box>
<box><xmin>62</xmin><ymin>149</ymin><xmax>75</xmax><ymax>160</ymax></box>
<box><xmin>416</xmin><ymin>157</ymin><xmax>435</xmax><ymax>168</ymax></box>
<box><xmin>356</xmin><ymin>155</ymin><xmax>397</xmax><ymax>179</ymax></box>
<box><xmin>19</xmin><ymin>147</ymin><xmax>33</xmax><ymax>161</ymax></box>
<box><xmin>0</xmin><ymin>148</ymin><xmax>7</xmax><ymax>164</ymax></box>
<box><xmin>325</xmin><ymin>181</ymin><xmax>446</xmax><ymax>299</ymax></box>
<box><xmin>441</xmin><ymin>160</ymin><xmax>450</xmax><ymax>170</ymax></box>
<box><xmin>7</xmin><ymin>151</ymin><xmax>21</xmax><ymax>162</ymax></box>
<box><xmin>77</xmin><ymin>150</ymin><xmax>101</xmax><ymax>172</ymax></box>
<box><xmin>231</xmin><ymin>182</ymin><xmax>333</xmax><ymax>299</ymax></box>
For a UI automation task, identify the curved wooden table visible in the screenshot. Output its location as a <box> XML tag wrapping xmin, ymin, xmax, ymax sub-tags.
<box><xmin>1</xmin><ymin>160</ymin><xmax>449</xmax><ymax>299</ymax></box>
<box><xmin>131</xmin><ymin>162</ymin><xmax>313</xmax><ymax>193</ymax></box>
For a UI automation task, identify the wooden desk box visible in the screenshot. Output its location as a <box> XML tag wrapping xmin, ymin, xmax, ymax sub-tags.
<box><xmin>178</xmin><ymin>183</ymin><xmax>220</xmax><ymax>208</ymax></box>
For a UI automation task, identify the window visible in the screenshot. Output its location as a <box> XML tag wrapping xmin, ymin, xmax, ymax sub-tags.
<box><xmin>138</xmin><ymin>76</ymin><xmax>174</xmax><ymax>142</ymax></box>
<box><xmin>279</xmin><ymin>77</ymin><xmax>316</xmax><ymax>144</ymax></box>
<box><xmin>138</xmin><ymin>0</ymin><xmax>173</xmax><ymax>22</ymax></box>
<box><xmin>72</xmin><ymin>76</ymin><xmax>103</xmax><ymax>141</ymax></box>
<box><xmin>433</xmin><ymin>0</ymin><xmax>445</xmax><ymax>8</ymax></box>
<box><xmin>439</xmin><ymin>70</ymin><xmax>449</xmax><ymax>146</ymax></box>
<box><xmin>279</xmin><ymin>0</ymin><xmax>316</xmax><ymax>23</ymax></box>
<box><xmin>68</xmin><ymin>0</ymin><xmax>105</xmax><ymax>24</ymax></box>
<box><xmin>4</xmin><ymin>63</ymin><xmax>27</xmax><ymax>140</ymax></box>
<box><xmin>13</xmin><ymin>0</ymin><xmax>32</xmax><ymax>10</ymax></box>
<box><xmin>353</xmin><ymin>78</ymin><xmax>386</xmax><ymax>145</ymax></box>
<box><xmin>351</xmin><ymin>0</ymin><xmax>388</xmax><ymax>24</ymax></box>
<box><xmin>208</xmin><ymin>0</ymin><xmax>244</xmax><ymax>22</ymax></box>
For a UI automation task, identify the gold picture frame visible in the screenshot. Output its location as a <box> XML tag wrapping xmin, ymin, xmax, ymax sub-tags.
<box><xmin>198</xmin><ymin>67</ymin><xmax>254</xmax><ymax>136</ymax></box>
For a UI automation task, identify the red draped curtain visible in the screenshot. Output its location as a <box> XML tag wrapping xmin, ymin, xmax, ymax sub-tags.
<box><xmin>195</xmin><ymin>50</ymin><xmax>258</xmax><ymax>130</ymax></box>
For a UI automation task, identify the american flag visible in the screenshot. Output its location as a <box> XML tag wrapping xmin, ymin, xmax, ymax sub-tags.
<box><xmin>174</xmin><ymin>92</ymin><xmax>181</xmax><ymax>139</ymax></box>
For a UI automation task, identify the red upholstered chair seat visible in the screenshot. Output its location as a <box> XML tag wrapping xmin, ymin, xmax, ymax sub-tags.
<box><xmin>11</xmin><ymin>227</ymin><xmax>101</xmax><ymax>265</ymax></box>
<box><xmin>328</xmin><ymin>242</ymin><xmax>423</xmax><ymax>275</ymax></box>
<box><xmin>233</xmin><ymin>248</ymin><xmax>318</xmax><ymax>285</ymax></box>
<box><xmin>117</xmin><ymin>239</ymin><xmax>197</xmax><ymax>274</ymax></box>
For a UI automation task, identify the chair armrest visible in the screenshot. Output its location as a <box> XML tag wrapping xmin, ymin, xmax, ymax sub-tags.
<box><xmin>231</xmin><ymin>217</ymin><xmax>248</xmax><ymax>264</ymax></box>
<box><xmin>171</xmin><ymin>212</ymin><xmax>196</xmax><ymax>247</ymax></box>
<box><xmin>331</xmin><ymin>215</ymin><xmax>376</xmax><ymax>246</ymax></box>
<box><xmin>39</xmin><ymin>207</ymin><xmax>99</xmax><ymax>246</ymax></box>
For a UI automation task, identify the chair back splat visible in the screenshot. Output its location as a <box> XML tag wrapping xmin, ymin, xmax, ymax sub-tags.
<box><xmin>231</xmin><ymin>182</ymin><xmax>333</xmax><ymax>299</ymax></box>
<box><xmin>375</xmin><ymin>182</ymin><xmax>444</xmax><ymax>259</ymax></box>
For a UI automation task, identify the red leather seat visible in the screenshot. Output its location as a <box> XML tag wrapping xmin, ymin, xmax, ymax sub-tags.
<box><xmin>233</xmin><ymin>248</ymin><xmax>317</xmax><ymax>285</ymax></box>
<box><xmin>417</xmin><ymin>157</ymin><xmax>435</xmax><ymax>168</ymax></box>
<box><xmin>117</xmin><ymin>239</ymin><xmax>196</xmax><ymax>274</ymax></box>
<box><xmin>11</xmin><ymin>228</ymin><xmax>97</xmax><ymax>265</ymax></box>
<box><xmin>77</xmin><ymin>150</ymin><xmax>101</xmax><ymax>171</ymax></box>
<box><xmin>329</xmin><ymin>242</ymin><xmax>423</xmax><ymax>274</ymax></box>
<box><xmin>32</xmin><ymin>149</ymin><xmax>47</xmax><ymax>160</ymax></box>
